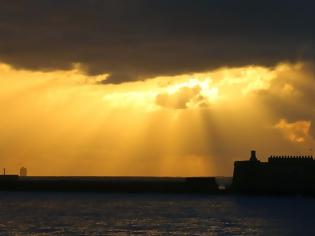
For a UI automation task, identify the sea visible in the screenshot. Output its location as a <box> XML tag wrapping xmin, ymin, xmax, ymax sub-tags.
<box><xmin>0</xmin><ymin>192</ymin><xmax>314</xmax><ymax>235</ymax></box>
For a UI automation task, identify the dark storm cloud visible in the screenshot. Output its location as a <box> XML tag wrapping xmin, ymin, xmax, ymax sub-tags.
<box><xmin>0</xmin><ymin>0</ymin><xmax>315</xmax><ymax>83</ymax></box>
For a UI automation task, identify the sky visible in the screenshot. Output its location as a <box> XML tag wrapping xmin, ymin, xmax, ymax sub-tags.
<box><xmin>0</xmin><ymin>1</ymin><xmax>314</xmax><ymax>176</ymax></box>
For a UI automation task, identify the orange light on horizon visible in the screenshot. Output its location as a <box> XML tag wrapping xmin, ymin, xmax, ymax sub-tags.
<box><xmin>0</xmin><ymin>62</ymin><xmax>312</xmax><ymax>176</ymax></box>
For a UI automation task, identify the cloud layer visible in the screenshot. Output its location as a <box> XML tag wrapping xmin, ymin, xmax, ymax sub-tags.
<box><xmin>0</xmin><ymin>62</ymin><xmax>314</xmax><ymax>176</ymax></box>
<box><xmin>0</xmin><ymin>0</ymin><xmax>315</xmax><ymax>83</ymax></box>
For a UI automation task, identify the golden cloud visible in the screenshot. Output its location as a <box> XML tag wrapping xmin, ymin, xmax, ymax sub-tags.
<box><xmin>275</xmin><ymin>119</ymin><xmax>311</xmax><ymax>143</ymax></box>
<box><xmin>0</xmin><ymin>61</ymin><xmax>314</xmax><ymax>176</ymax></box>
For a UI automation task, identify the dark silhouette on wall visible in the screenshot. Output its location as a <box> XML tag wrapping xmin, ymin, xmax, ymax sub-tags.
<box><xmin>20</xmin><ymin>167</ymin><xmax>27</xmax><ymax>177</ymax></box>
<box><xmin>232</xmin><ymin>150</ymin><xmax>315</xmax><ymax>194</ymax></box>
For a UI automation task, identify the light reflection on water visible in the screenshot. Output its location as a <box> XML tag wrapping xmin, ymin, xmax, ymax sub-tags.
<box><xmin>0</xmin><ymin>192</ymin><xmax>314</xmax><ymax>235</ymax></box>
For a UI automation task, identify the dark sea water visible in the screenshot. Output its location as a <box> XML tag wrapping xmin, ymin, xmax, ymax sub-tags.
<box><xmin>0</xmin><ymin>192</ymin><xmax>314</xmax><ymax>235</ymax></box>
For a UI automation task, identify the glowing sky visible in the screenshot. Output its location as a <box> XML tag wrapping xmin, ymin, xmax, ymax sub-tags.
<box><xmin>0</xmin><ymin>62</ymin><xmax>314</xmax><ymax>176</ymax></box>
<box><xmin>0</xmin><ymin>1</ymin><xmax>315</xmax><ymax>176</ymax></box>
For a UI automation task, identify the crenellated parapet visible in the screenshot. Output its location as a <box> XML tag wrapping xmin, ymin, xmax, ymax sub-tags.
<box><xmin>268</xmin><ymin>155</ymin><xmax>314</xmax><ymax>163</ymax></box>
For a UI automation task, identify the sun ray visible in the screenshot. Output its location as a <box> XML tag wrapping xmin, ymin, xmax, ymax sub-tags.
<box><xmin>0</xmin><ymin>61</ymin><xmax>312</xmax><ymax>175</ymax></box>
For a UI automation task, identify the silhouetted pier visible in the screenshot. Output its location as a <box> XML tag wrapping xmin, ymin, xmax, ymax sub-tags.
<box><xmin>0</xmin><ymin>176</ymin><xmax>219</xmax><ymax>194</ymax></box>
<box><xmin>2</xmin><ymin>150</ymin><xmax>315</xmax><ymax>195</ymax></box>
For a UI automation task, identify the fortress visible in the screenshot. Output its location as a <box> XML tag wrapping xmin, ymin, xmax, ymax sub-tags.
<box><xmin>232</xmin><ymin>151</ymin><xmax>315</xmax><ymax>194</ymax></box>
